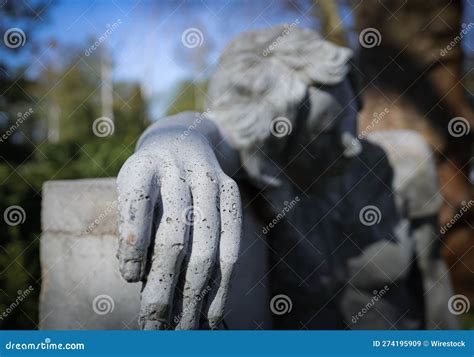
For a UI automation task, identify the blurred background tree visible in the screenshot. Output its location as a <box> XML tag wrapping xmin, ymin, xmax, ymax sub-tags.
<box><xmin>0</xmin><ymin>0</ymin><xmax>53</xmax><ymax>330</ymax></box>
<box><xmin>0</xmin><ymin>1</ymin><xmax>149</xmax><ymax>328</ymax></box>
<box><xmin>354</xmin><ymin>0</ymin><xmax>474</xmax><ymax>328</ymax></box>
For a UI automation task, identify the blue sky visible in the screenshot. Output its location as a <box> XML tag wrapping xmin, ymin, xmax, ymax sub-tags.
<box><xmin>13</xmin><ymin>0</ymin><xmax>474</xmax><ymax>117</ymax></box>
<box><xmin>30</xmin><ymin>0</ymin><xmax>317</xmax><ymax>115</ymax></box>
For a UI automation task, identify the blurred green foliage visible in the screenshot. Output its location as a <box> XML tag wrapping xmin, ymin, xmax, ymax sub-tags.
<box><xmin>165</xmin><ymin>80</ymin><xmax>208</xmax><ymax>116</ymax></box>
<box><xmin>0</xmin><ymin>88</ymin><xmax>148</xmax><ymax>329</ymax></box>
<box><xmin>0</xmin><ymin>8</ymin><xmax>149</xmax><ymax>327</ymax></box>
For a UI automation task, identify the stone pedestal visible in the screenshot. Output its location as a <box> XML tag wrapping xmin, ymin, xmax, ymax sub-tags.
<box><xmin>40</xmin><ymin>178</ymin><xmax>271</xmax><ymax>330</ymax></box>
<box><xmin>40</xmin><ymin>178</ymin><xmax>141</xmax><ymax>329</ymax></box>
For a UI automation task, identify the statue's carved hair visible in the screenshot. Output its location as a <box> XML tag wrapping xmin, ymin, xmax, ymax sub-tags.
<box><xmin>207</xmin><ymin>25</ymin><xmax>352</xmax><ymax>151</ymax></box>
<box><xmin>207</xmin><ymin>26</ymin><xmax>352</xmax><ymax>186</ymax></box>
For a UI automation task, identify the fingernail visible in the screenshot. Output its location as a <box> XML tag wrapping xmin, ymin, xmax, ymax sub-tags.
<box><xmin>141</xmin><ymin>320</ymin><xmax>166</xmax><ymax>330</ymax></box>
<box><xmin>120</xmin><ymin>261</ymin><xmax>141</xmax><ymax>282</ymax></box>
<box><xmin>208</xmin><ymin>317</ymin><xmax>221</xmax><ymax>330</ymax></box>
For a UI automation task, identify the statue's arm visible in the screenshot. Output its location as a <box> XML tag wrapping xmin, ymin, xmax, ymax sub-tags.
<box><xmin>116</xmin><ymin>111</ymin><xmax>243</xmax><ymax>330</ymax></box>
<box><xmin>136</xmin><ymin>111</ymin><xmax>241</xmax><ymax>177</ymax></box>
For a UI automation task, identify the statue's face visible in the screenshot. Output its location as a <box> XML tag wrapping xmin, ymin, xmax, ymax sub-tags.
<box><xmin>283</xmin><ymin>78</ymin><xmax>359</xmax><ymax>188</ymax></box>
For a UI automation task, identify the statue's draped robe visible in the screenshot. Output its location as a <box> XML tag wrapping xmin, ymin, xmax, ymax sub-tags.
<box><xmin>242</xmin><ymin>140</ymin><xmax>424</xmax><ymax>329</ymax></box>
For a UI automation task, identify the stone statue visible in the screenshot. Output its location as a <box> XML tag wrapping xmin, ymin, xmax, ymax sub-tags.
<box><xmin>116</xmin><ymin>26</ymin><xmax>454</xmax><ymax>329</ymax></box>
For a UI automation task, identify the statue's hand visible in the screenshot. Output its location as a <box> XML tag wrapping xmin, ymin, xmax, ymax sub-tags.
<box><xmin>116</xmin><ymin>128</ymin><xmax>242</xmax><ymax>329</ymax></box>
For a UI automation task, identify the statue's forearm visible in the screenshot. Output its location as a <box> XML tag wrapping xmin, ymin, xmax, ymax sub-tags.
<box><xmin>136</xmin><ymin>111</ymin><xmax>241</xmax><ymax>178</ymax></box>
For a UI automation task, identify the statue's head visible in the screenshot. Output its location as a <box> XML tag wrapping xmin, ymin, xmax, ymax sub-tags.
<box><xmin>207</xmin><ymin>26</ymin><xmax>360</xmax><ymax>188</ymax></box>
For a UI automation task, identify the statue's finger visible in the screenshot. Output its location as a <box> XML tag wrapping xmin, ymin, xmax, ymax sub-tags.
<box><xmin>175</xmin><ymin>171</ymin><xmax>221</xmax><ymax>329</ymax></box>
<box><xmin>207</xmin><ymin>177</ymin><xmax>242</xmax><ymax>329</ymax></box>
<box><xmin>140</xmin><ymin>163</ymin><xmax>191</xmax><ymax>329</ymax></box>
<box><xmin>116</xmin><ymin>152</ymin><xmax>159</xmax><ymax>282</ymax></box>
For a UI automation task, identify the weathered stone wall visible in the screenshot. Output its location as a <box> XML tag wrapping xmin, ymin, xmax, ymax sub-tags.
<box><xmin>40</xmin><ymin>178</ymin><xmax>141</xmax><ymax>329</ymax></box>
